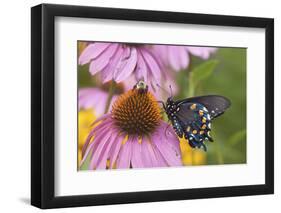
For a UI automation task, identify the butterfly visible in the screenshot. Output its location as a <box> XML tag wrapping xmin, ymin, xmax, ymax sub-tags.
<box><xmin>160</xmin><ymin>92</ymin><xmax>231</xmax><ymax>151</ymax></box>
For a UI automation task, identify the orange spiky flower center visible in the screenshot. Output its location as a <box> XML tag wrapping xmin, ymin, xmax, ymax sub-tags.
<box><xmin>112</xmin><ymin>85</ymin><xmax>161</xmax><ymax>136</ymax></box>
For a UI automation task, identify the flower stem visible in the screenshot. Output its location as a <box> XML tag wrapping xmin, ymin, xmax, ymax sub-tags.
<box><xmin>104</xmin><ymin>81</ymin><xmax>116</xmax><ymax>114</ymax></box>
<box><xmin>187</xmin><ymin>72</ymin><xmax>195</xmax><ymax>97</ymax></box>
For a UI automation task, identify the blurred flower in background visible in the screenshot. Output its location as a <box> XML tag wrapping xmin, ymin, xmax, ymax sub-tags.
<box><xmin>79</xmin><ymin>88</ymin><xmax>118</xmax><ymax>117</ymax></box>
<box><xmin>153</xmin><ymin>45</ymin><xmax>217</xmax><ymax>71</ymax></box>
<box><xmin>179</xmin><ymin>138</ymin><xmax>206</xmax><ymax>165</ymax></box>
<box><xmin>80</xmin><ymin>84</ymin><xmax>182</xmax><ymax>170</ymax></box>
<box><xmin>78</xmin><ymin>109</ymin><xmax>96</xmax><ymax>166</ymax></box>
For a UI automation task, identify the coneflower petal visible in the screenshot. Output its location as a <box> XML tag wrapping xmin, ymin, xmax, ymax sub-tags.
<box><xmin>117</xmin><ymin>137</ymin><xmax>133</xmax><ymax>168</ymax></box>
<box><xmin>114</xmin><ymin>47</ymin><xmax>137</xmax><ymax>82</ymax></box>
<box><xmin>89</xmin><ymin>44</ymin><xmax>119</xmax><ymax>75</ymax></box>
<box><xmin>109</xmin><ymin>133</ymin><xmax>124</xmax><ymax>168</ymax></box>
<box><xmin>80</xmin><ymin>140</ymin><xmax>95</xmax><ymax>167</ymax></box>
<box><xmin>160</xmin><ymin>123</ymin><xmax>182</xmax><ymax>154</ymax></box>
<box><xmin>101</xmin><ymin>46</ymin><xmax>123</xmax><ymax>83</ymax></box>
<box><xmin>89</xmin><ymin>131</ymin><xmax>112</xmax><ymax>169</ymax></box>
<box><xmin>96</xmin><ymin>133</ymin><xmax>116</xmax><ymax>169</ymax></box>
<box><xmin>152</xmin><ymin>142</ymin><xmax>169</xmax><ymax>167</ymax></box>
<box><xmin>140</xmin><ymin>138</ymin><xmax>154</xmax><ymax>167</ymax></box>
<box><xmin>140</xmin><ymin>49</ymin><xmax>161</xmax><ymax>85</ymax></box>
<box><xmin>168</xmin><ymin>46</ymin><xmax>189</xmax><ymax>71</ymax></box>
<box><xmin>131</xmin><ymin>137</ymin><xmax>144</xmax><ymax>168</ymax></box>
<box><xmin>143</xmin><ymin>138</ymin><xmax>165</xmax><ymax>167</ymax></box>
<box><xmin>135</xmin><ymin>50</ymin><xmax>148</xmax><ymax>82</ymax></box>
<box><xmin>152</xmin><ymin>130</ymin><xmax>182</xmax><ymax>166</ymax></box>
<box><xmin>81</xmin><ymin>115</ymin><xmax>111</xmax><ymax>156</ymax></box>
<box><xmin>79</xmin><ymin>43</ymin><xmax>110</xmax><ymax>65</ymax></box>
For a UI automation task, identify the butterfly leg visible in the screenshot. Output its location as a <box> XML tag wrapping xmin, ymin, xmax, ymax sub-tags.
<box><xmin>201</xmin><ymin>143</ymin><xmax>207</xmax><ymax>151</ymax></box>
<box><xmin>187</xmin><ymin>138</ymin><xmax>207</xmax><ymax>151</ymax></box>
<box><xmin>188</xmin><ymin>139</ymin><xmax>196</xmax><ymax>148</ymax></box>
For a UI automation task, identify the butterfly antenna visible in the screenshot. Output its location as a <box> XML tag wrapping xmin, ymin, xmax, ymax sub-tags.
<box><xmin>169</xmin><ymin>85</ymin><xmax>173</xmax><ymax>97</ymax></box>
<box><xmin>156</xmin><ymin>83</ymin><xmax>170</xmax><ymax>96</ymax></box>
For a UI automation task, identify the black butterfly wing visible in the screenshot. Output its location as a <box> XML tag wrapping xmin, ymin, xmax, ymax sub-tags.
<box><xmin>176</xmin><ymin>95</ymin><xmax>231</xmax><ymax>119</ymax></box>
<box><xmin>174</xmin><ymin>102</ymin><xmax>212</xmax><ymax>151</ymax></box>
<box><xmin>174</xmin><ymin>95</ymin><xmax>230</xmax><ymax>151</ymax></box>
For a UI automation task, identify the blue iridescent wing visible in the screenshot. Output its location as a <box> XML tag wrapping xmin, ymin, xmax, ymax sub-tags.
<box><xmin>175</xmin><ymin>102</ymin><xmax>212</xmax><ymax>151</ymax></box>
<box><xmin>175</xmin><ymin>95</ymin><xmax>230</xmax><ymax>151</ymax></box>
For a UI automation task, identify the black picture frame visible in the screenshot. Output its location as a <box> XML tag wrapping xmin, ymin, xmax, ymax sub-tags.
<box><xmin>31</xmin><ymin>3</ymin><xmax>274</xmax><ymax>209</ymax></box>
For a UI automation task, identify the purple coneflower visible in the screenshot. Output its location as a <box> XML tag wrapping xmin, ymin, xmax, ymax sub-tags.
<box><xmin>153</xmin><ymin>45</ymin><xmax>217</xmax><ymax>71</ymax></box>
<box><xmin>80</xmin><ymin>81</ymin><xmax>182</xmax><ymax>170</ymax></box>
<box><xmin>79</xmin><ymin>42</ymin><xmax>163</xmax><ymax>85</ymax></box>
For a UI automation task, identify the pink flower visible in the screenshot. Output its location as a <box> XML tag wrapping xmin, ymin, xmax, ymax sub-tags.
<box><xmin>81</xmin><ymin>116</ymin><xmax>181</xmax><ymax>169</ymax></box>
<box><xmin>79</xmin><ymin>43</ymin><xmax>163</xmax><ymax>85</ymax></box>
<box><xmin>80</xmin><ymin>82</ymin><xmax>182</xmax><ymax>170</ymax></box>
<box><xmin>79</xmin><ymin>88</ymin><xmax>118</xmax><ymax>116</ymax></box>
<box><xmin>153</xmin><ymin>45</ymin><xmax>217</xmax><ymax>71</ymax></box>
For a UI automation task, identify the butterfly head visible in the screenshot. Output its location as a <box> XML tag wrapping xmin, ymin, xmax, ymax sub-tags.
<box><xmin>166</xmin><ymin>96</ymin><xmax>174</xmax><ymax>106</ymax></box>
<box><xmin>165</xmin><ymin>97</ymin><xmax>180</xmax><ymax>119</ymax></box>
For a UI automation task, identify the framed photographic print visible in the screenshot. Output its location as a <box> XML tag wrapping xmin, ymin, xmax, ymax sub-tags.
<box><xmin>31</xmin><ymin>3</ymin><xmax>274</xmax><ymax>209</ymax></box>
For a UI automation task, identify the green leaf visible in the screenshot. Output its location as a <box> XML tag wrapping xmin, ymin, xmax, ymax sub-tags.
<box><xmin>227</xmin><ymin>129</ymin><xmax>246</xmax><ymax>146</ymax></box>
<box><xmin>190</xmin><ymin>59</ymin><xmax>219</xmax><ymax>88</ymax></box>
<box><xmin>79</xmin><ymin>152</ymin><xmax>92</xmax><ymax>170</ymax></box>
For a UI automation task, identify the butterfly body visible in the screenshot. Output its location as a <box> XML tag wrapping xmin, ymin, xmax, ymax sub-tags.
<box><xmin>163</xmin><ymin>95</ymin><xmax>231</xmax><ymax>151</ymax></box>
